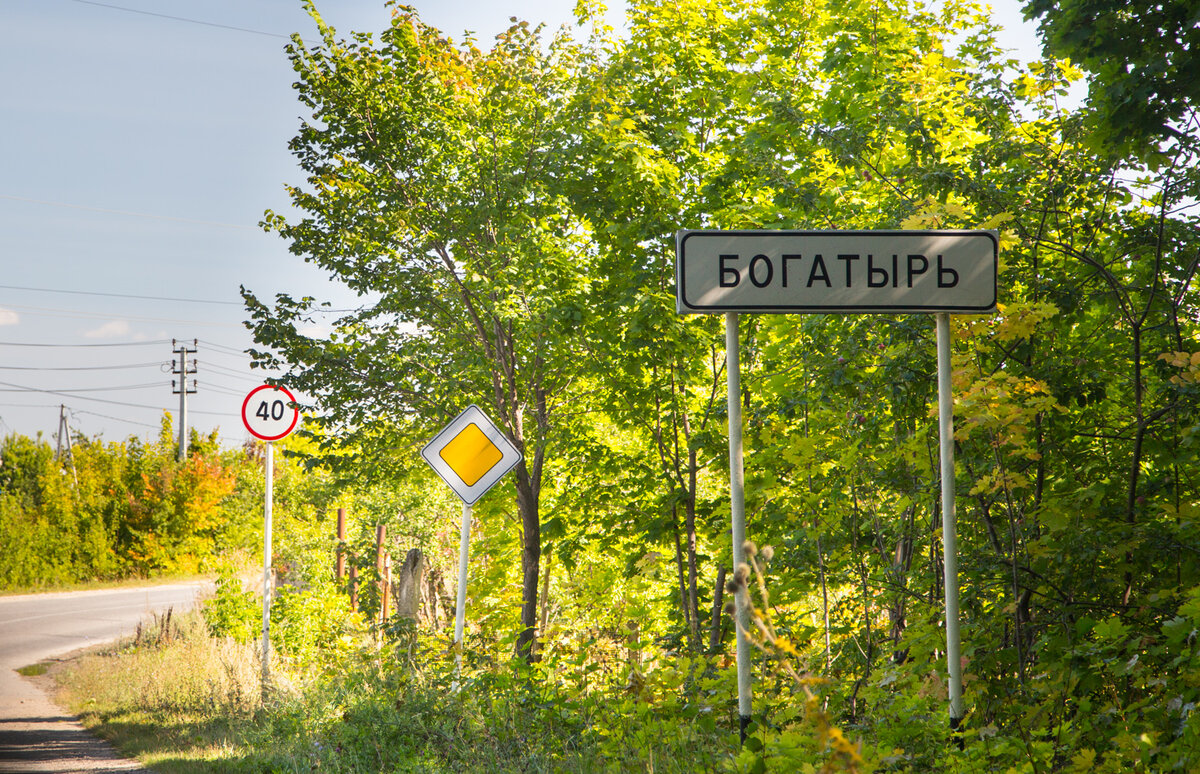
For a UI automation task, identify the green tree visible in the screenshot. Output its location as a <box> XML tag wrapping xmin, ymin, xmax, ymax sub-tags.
<box><xmin>245</xmin><ymin>2</ymin><xmax>602</xmax><ymax>658</ymax></box>
<box><xmin>584</xmin><ymin>0</ymin><xmax>1200</xmax><ymax>763</ymax></box>
<box><xmin>1023</xmin><ymin>0</ymin><xmax>1200</xmax><ymax>159</ymax></box>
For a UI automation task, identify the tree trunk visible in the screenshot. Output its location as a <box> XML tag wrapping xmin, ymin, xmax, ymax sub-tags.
<box><xmin>424</xmin><ymin>568</ymin><xmax>442</xmax><ymax>629</ymax></box>
<box><xmin>1124</xmin><ymin>322</ymin><xmax>1144</xmax><ymax>607</ymax></box>
<box><xmin>709</xmin><ymin>564</ymin><xmax>727</xmax><ymax>653</ymax></box>
<box><xmin>514</xmin><ymin>464</ymin><xmax>541</xmax><ymax>661</ymax></box>
<box><xmin>534</xmin><ymin>545</ymin><xmax>553</xmax><ymax>657</ymax></box>
<box><xmin>392</xmin><ymin>548</ymin><xmax>425</xmax><ymax>623</ymax></box>
<box><xmin>672</xmin><ymin>512</ymin><xmax>693</xmax><ymax>645</ymax></box>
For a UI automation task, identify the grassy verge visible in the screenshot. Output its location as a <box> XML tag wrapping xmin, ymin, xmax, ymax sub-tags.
<box><xmin>49</xmin><ymin>610</ymin><xmax>263</xmax><ymax>772</ymax></box>
<box><xmin>0</xmin><ymin>573</ymin><xmax>213</xmax><ymax>598</ymax></box>
<box><xmin>49</xmin><ymin>607</ymin><xmax>752</xmax><ymax>773</ymax></box>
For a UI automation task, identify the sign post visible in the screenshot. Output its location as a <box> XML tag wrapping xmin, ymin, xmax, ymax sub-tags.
<box><xmin>936</xmin><ymin>313</ymin><xmax>964</xmax><ymax>726</ymax></box>
<box><xmin>677</xmin><ymin>229</ymin><xmax>996</xmax><ymax>734</ymax></box>
<box><xmin>726</xmin><ymin>312</ymin><xmax>752</xmax><ymax>738</ymax></box>
<box><xmin>241</xmin><ymin>384</ymin><xmax>300</xmax><ymax>698</ymax></box>
<box><xmin>421</xmin><ymin>404</ymin><xmax>522</xmax><ymax>675</ymax></box>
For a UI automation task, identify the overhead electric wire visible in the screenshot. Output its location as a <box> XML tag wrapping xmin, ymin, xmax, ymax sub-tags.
<box><xmin>0</xmin><ymin>193</ymin><xmax>260</xmax><ymax>230</ymax></box>
<box><xmin>68</xmin><ymin>0</ymin><xmax>298</xmax><ymax>40</ymax></box>
<box><xmin>71</xmin><ymin>409</ymin><xmax>161</xmax><ymax>430</ymax></box>
<box><xmin>0</xmin><ymin>380</ymin><xmax>175</xmax><ymax>410</ymax></box>
<box><xmin>0</xmin><ymin>361</ymin><xmax>166</xmax><ymax>371</ymax></box>
<box><xmin>202</xmin><ymin>382</ymin><xmax>251</xmax><ymax>397</ymax></box>
<box><xmin>0</xmin><ymin>378</ymin><xmax>231</xmax><ymax>415</ymax></box>
<box><xmin>202</xmin><ymin>360</ymin><xmax>270</xmax><ymax>382</ymax></box>
<box><xmin>0</xmin><ymin>382</ymin><xmax>165</xmax><ymax>393</ymax></box>
<box><xmin>0</xmin><ymin>339</ymin><xmax>170</xmax><ymax>348</ymax></box>
<box><xmin>0</xmin><ymin>283</ymin><xmax>243</xmax><ymax>306</ymax></box>
<box><xmin>3</xmin><ymin>302</ymin><xmax>244</xmax><ymax>328</ymax></box>
<box><xmin>198</xmin><ymin>339</ymin><xmax>252</xmax><ymax>357</ymax></box>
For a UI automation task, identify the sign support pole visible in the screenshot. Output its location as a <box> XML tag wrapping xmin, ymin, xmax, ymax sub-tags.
<box><xmin>453</xmin><ymin>501</ymin><xmax>472</xmax><ymax>677</ymax></box>
<box><xmin>261</xmin><ymin>441</ymin><xmax>274</xmax><ymax>700</ymax></box>
<box><xmin>726</xmin><ymin>312</ymin><xmax>752</xmax><ymax>739</ymax></box>
<box><xmin>936</xmin><ymin>313</ymin><xmax>963</xmax><ymax>729</ymax></box>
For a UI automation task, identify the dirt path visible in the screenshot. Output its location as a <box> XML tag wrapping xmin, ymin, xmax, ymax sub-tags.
<box><xmin>0</xmin><ymin>583</ymin><xmax>209</xmax><ymax>773</ymax></box>
<box><xmin>0</xmin><ymin>658</ymin><xmax>148</xmax><ymax>774</ymax></box>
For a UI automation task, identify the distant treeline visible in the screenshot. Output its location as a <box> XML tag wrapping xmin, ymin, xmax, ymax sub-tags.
<box><xmin>0</xmin><ymin>417</ymin><xmax>261</xmax><ymax>589</ymax></box>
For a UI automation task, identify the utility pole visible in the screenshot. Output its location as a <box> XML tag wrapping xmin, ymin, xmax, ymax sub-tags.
<box><xmin>55</xmin><ymin>404</ymin><xmax>78</xmax><ymax>487</ymax></box>
<box><xmin>171</xmin><ymin>339</ymin><xmax>197</xmax><ymax>461</ymax></box>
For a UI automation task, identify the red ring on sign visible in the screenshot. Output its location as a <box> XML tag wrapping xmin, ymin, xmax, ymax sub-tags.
<box><xmin>241</xmin><ymin>384</ymin><xmax>300</xmax><ymax>441</ymax></box>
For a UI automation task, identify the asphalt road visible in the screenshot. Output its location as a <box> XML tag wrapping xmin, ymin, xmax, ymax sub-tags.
<box><xmin>0</xmin><ymin>582</ymin><xmax>210</xmax><ymax>773</ymax></box>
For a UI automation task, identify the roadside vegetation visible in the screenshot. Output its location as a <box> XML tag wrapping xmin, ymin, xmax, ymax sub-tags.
<box><xmin>9</xmin><ymin>0</ymin><xmax>1200</xmax><ymax>769</ymax></box>
<box><xmin>0</xmin><ymin>418</ymin><xmax>257</xmax><ymax>590</ymax></box>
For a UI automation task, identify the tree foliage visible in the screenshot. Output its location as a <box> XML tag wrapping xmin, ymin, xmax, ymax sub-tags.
<box><xmin>1023</xmin><ymin>0</ymin><xmax>1200</xmax><ymax>159</ymax></box>
<box><xmin>246</xmin><ymin>0</ymin><xmax>608</xmax><ymax>659</ymax></box>
<box><xmin>0</xmin><ymin>417</ymin><xmax>254</xmax><ymax>586</ymax></box>
<box><xmin>236</xmin><ymin>0</ymin><xmax>1200</xmax><ymax>767</ymax></box>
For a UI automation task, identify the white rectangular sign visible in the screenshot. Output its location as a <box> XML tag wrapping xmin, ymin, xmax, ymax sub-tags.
<box><xmin>676</xmin><ymin>230</ymin><xmax>997</xmax><ymax>314</ymax></box>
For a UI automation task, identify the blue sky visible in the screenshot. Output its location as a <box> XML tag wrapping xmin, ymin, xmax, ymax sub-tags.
<box><xmin>0</xmin><ymin>0</ymin><xmax>1042</xmax><ymax>445</ymax></box>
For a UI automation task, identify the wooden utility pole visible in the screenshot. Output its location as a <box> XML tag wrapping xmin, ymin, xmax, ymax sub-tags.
<box><xmin>336</xmin><ymin>508</ymin><xmax>347</xmax><ymax>581</ymax></box>
<box><xmin>375</xmin><ymin>524</ymin><xmax>387</xmax><ymax>623</ymax></box>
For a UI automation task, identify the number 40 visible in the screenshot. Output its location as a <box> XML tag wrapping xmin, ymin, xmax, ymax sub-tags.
<box><xmin>256</xmin><ymin>400</ymin><xmax>286</xmax><ymax>422</ymax></box>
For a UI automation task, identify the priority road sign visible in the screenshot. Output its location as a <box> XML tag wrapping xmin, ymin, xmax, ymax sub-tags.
<box><xmin>421</xmin><ymin>405</ymin><xmax>522</xmax><ymax>505</ymax></box>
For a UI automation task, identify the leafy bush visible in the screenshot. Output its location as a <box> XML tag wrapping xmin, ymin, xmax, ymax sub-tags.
<box><xmin>203</xmin><ymin>567</ymin><xmax>260</xmax><ymax>643</ymax></box>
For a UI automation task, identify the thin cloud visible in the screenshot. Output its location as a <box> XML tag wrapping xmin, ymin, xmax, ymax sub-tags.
<box><xmin>85</xmin><ymin>319</ymin><xmax>132</xmax><ymax>339</ymax></box>
<box><xmin>0</xmin><ymin>308</ymin><xmax>18</xmax><ymax>326</ymax></box>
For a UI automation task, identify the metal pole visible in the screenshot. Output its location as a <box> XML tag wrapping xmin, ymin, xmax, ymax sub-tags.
<box><xmin>453</xmin><ymin>501</ymin><xmax>472</xmax><ymax>676</ymax></box>
<box><xmin>178</xmin><ymin>344</ymin><xmax>188</xmax><ymax>461</ymax></box>
<box><xmin>726</xmin><ymin>312</ymin><xmax>752</xmax><ymax>739</ymax></box>
<box><xmin>261</xmin><ymin>441</ymin><xmax>274</xmax><ymax>699</ymax></box>
<box><xmin>936</xmin><ymin>313</ymin><xmax>964</xmax><ymax>728</ymax></box>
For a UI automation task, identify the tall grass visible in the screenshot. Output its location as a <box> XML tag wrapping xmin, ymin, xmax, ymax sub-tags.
<box><xmin>54</xmin><ymin>604</ymin><xmax>753</xmax><ymax>772</ymax></box>
<box><xmin>56</xmin><ymin>609</ymin><xmax>264</xmax><ymax>770</ymax></box>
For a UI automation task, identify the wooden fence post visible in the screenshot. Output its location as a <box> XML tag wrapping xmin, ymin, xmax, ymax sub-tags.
<box><xmin>375</xmin><ymin>524</ymin><xmax>387</xmax><ymax>624</ymax></box>
<box><xmin>382</xmin><ymin>554</ymin><xmax>392</xmax><ymax>624</ymax></box>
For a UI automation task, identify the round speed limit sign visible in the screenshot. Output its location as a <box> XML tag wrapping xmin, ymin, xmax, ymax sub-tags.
<box><xmin>241</xmin><ymin>385</ymin><xmax>300</xmax><ymax>441</ymax></box>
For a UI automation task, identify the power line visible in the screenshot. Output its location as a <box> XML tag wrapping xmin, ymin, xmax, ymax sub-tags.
<box><xmin>0</xmin><ymin>193</ymin><xmax>260</xmax><ymax>230</ymax></box>
<box><xmin>202</xmin><ymin>382</ymin><xmax>250</xmax><ymax>397</ymax></box>
<box><xmin>0</xmin><ymin>339</ymin><xmax>170</xmax><ymax>348</ymax></box>
<box><xmin>68</xmin><ymin>0</ymin><xmax>294</xmax><ymax>40</ymax></box>
<box><xmin>0</xmin><ymin>362</ymin><xmax>165</xmax><ymax>371</ymax></box>
<box><xmin>198</xmin><ymin>339</ymin><xmax>252</xmax><ymax>357</ymax></box>
<box><xmin>71</xmin><ymin>408</ymin><xmax>161</xmax><ymax>430</ymax></box>
<box><xmin>0</xmin><ymin>379</ymin><xmax>171</xmax><ymax>410</ymax></box>
<box><xmin>3</xmin><ymin>303</ymin><xmax>244</xmax><ymax>328</ymax></box>
<box><xmin>0</xmin><ymin>378</ymin><xmax>226</xmax><ymax>415</ymax></box>
<box><xmin>202</xmin><ymin>360</ymin><xmax>268</xmax><ymax>381</ymax></box>
<box><xmin>0</xmin><ymin>382</ymin><xmax>164</xmax><ymax>393</ymax></box>
<box><xmin>0</xmin><ymin>283</ymin><xmax>242</xmax><ymax>306</ymax></box>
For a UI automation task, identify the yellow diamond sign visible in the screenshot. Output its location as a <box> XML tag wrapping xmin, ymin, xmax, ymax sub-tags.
<box><xmin>438</xmin><ymin>423</ymin><xmax>503</xmax><ymax>486</ymax></box>
<box><xmin>421</xmin><ymin>405</ymin><xmax>522</xmax><ymax>505</ymax></box>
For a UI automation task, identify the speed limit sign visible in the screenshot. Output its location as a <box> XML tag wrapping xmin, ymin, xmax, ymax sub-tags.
<box><xmin>241</xmin><ymin>385</ymin><xmax>300</xmax><ymax>441</ymax></box>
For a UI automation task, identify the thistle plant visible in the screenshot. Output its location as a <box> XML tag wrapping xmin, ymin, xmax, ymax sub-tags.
<box><xmin>728</xmin><ymin>541</ymin><xmax>867</xmax><ymax>773</ymax></box>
